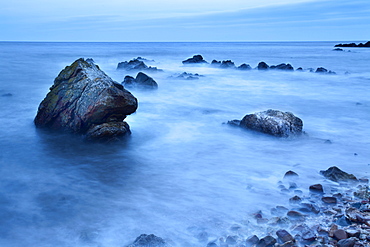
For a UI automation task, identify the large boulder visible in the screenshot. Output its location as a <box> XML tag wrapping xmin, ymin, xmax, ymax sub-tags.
<box><xmin>320</xmin><ymin>166</ymin><xmax>357</xmax><ymax>182</ymax></box>
<box><xmin>117</xmin><ymin>58</ymin><xmax>162</xmax><ymax>72</ymax></box>
<box><xmin>230</xmin><ymin>109</ymin><xmax>303</xmax><ymax>137</ymax></box>
<box><xmin>34</xmin><ymin>58</ymin><xmax>138</xmax><ymax>141</ymax></box>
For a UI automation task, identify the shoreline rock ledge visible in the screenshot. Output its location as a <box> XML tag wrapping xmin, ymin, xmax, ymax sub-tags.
<box><xmin>34</xmin><ymin>58</ymin><xmax>138</xmax><ymax>141</ymax></box>
<box><xmin>229</xmin><ymin>109</ymin><xmax>303</xmax><ymax>137</ymax></box>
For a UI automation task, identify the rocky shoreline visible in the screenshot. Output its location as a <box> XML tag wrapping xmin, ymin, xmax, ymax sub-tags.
<box><xmin>127</xmin><ymin>167</ymin><xmax>369</xmax><ymax>247</ymax></box>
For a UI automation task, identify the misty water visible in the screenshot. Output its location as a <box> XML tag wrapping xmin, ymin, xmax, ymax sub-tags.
<box><xmin>0</xmin><ymin>42</ymin><xmax>369</xmax><ymax>246</ymax></box>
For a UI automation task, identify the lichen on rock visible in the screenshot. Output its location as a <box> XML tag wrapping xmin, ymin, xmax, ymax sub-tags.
<box><xmin>34</xmin><ymin>58</ymin><xmax>138</xmax><ymax>141</ymax></box>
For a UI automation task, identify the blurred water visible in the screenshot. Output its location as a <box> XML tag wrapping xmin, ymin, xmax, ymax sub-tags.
<box><xmin>0</xmin><ymin>42</ymin><xmax>369</xmax><ymax>246</ymax></box>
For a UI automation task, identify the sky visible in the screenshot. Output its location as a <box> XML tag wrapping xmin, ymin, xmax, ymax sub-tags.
<box><xmin>1</xmin><ymin>0</ymin><xmax>369</xmax><ymax>42</ymax></box>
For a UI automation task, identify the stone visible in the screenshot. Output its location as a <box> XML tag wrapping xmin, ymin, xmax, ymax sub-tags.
<box><xmin>320</xmin><ymin>166</ymin><xmax>358</xmax><ymax>182</ymax></box>
<box><xmin>238</xmin><ymin>109</ymin><xmax>303</xmax><ymax>137</ymax></box>
<box><xmin>256</xmin><ymin>61</ymin><xmax>269</xmax><ymax>70</ymax></box>
<box><xmin>256</xmin><ymin>236</ymin><xmax>276</xmax><ymax>247</ymax></box>
<box><xmin>334</xmin><ymin>229</ymin><xmax>348</xmax><ymax>240</ymax></box>
<box><xmin>315</xmin><ymin>67</ymin><xmax>328</xmax><ymax>73</ymax></box>
<box><xmin>122</xmin><ymin>72</ymin><xmax>158</xmax><ymax>90</ymax></box>
<box><xmin>207</xmin><ymin>242</ymin><xmax>218</xmax><ymax>247</ymax></box>
<box><xmin>337</xmin><ymin>238</ymin><xmax>357</xmax><ymax>247</ymax></box>
<box><xmin>283</xmin><ymin>170</ymin><xmax>299</xmax><ymax>179</ymax></box>
<box><xmin>289</xmin><ymin>195</ymin><xmax>302</xmax><ymax>204</ymax></box>
<box><xmin>127</xmin><ymin>234</ymin><xmax>169</xmax><ymax>247</ymax></box>
<box><xmin>220</xmin><ymin>60</ymin><xmax>236</xmax><ymax>69</ymax></box>
<box><xmin>270</xmin><ymin>63</ymin><xmax>294</xmax><ymax>71</ymax></box>
<box><xmin>182</xmin><ymin>55</ymin><xmax>208</xmax><ymax>64</ymax></box>
<box><xmin>226</xmin><ymin>235</ymin><xmax>237</xmax><ymax>244</ymax></box>
<box><xmin>276</xmin><ymin>229</ymin><xmax>294</xmax><ymax>243</ymax></box>
<box><xmin>117</xmin><ymin>58</ymin><xmax>161</xmax><ymax>71</ymax></box>
<box><xmin>309</xmin><ymin>184</ymin><xmax>324</xmax><ymax>193</ymax></box>
<box><xmin>287</xmin><ymin>210</ymin><xmax>305</xmax><ymax>219</ymax></box>
<box><xmin>85</xmin><ymin>122</ymin><xmax>131</xmax><ymax>141</ymax></box>
<box><xmin>170</xmin><ymin>72</ymin><xmax>202</xmax><ymax>80</ymax></box>
<box><xmin>246</xmin><ymin>235</ymin><xmax>259</xmax><ymax>247</ymax></box>
<box><xmin>322</xmin><ymin>196</ymin><xmax>337</xmax><ymax>204</ymax></box>
<box><xmin>237</xmin><ymin>63</ymin><xmax>252</xmax><ymax>70</ymax></box>
<box><xmin>34</xmin><ymin>58</ymin><xmax>138</xmax><ymax>141</ymax></box>
<box><xmin>211</xmin><ymin>60</ymin><xmax>221</xmax><ymax>66</ymax></box>
<box><xmin>335</xmin><ymin>41</ymin><xmax>370</xmax><ymax>48</ymax></box>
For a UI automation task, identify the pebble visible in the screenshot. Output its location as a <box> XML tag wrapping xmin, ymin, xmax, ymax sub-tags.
<box><xmin>322</xmin><ymin>196</ymin><xmax>338</xmax><ymax>204</ymax></box>
<box><xmin>309</xmin><ymin>184</ymin><xmax>324</xmax><ymax>193</ymax></box>
<box><xmin>289</xmin><ymin>195</ymin><xmax>302</xmax><ymax>204</ymax></box>
<box><xmin>246</xmin><ymin>235</ymin><xmax>259</xmax><ymax>247</ymax></box>
<box><xmin>334</xmin><ymin>229</ymin><xmax>348</xmax><ymax>240</ymax></box>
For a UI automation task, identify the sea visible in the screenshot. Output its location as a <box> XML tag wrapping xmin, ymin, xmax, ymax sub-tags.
<box><xmin>0</xmin><ymin>42</ymin><xmax>369</xmax><ymax>247</ymax></box>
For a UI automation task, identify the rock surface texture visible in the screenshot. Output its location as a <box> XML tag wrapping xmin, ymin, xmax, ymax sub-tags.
<box><xmin>236</xmin><ymin>109</ymin><xmax>303</xmax><ymax>137</ymax></box>
<box><xmin>122</xmin><ymin>72</ymin><xmax>158</xmax><ymax>89</ymax></box>
<box><xmin>34</xmin><ymin>58</ymin><xmax>138</xmax><ymax>141</ymax></box>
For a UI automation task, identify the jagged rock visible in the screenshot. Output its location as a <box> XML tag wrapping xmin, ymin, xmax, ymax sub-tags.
<box><xmin>211</xmin><ymin>60</ymin><xmax>221</xmax><ymax>66</ymax></box>
<box><xmin>122</xmin><ymin>72</ymin><xmax>158</xmax><ymax>90</ymax></box>
<box><xmin>85</xmin><ymin>122</ymin><xmax>131</xmax><ymax>141</ymax></box>
<box><xmin>335</xmin><ymin>41</ymin><xmax>370</xmax><ymax>48</ymax></box>
<box><xmin>276</xmin><ymin>229</ymin><xmax>294</xmax><ymax>243</ymax></box>
<box><xmin>182</xmin><ymin>55</ymin><xmax>208</xmax><ymax>64</ymax></box>
<box><xmin>256</xmin><ymin>236</ymin><xmax>276</xmax><ymax>247</ymax></box>
<box><xmin>220</xmin><ymin>60</ymin><xmax>236</xmax><ymax>69</ymax></box>
<box><xmin>246</xmin><ymin>235</ymin><xmax>259</xmax><ymax>247</ymax></box>
<box><xmin>309</xmin><ymin>184</ymin><xmax>324</xmax><ymax>193</ymax></box>
<box><xmin>170</xmin><ymin>72</ymin><xmax>203</xmax><ymax>80</ymax></box>
<box><xmin>127</xmin><ymin>234</ymin><xmax>170</xmax><ymax>247</ymax></box>
<box><xmin>34</xmin><ymin>58</ymin><xmax>138</xmax><ymax>140</ymax></box>
<box><xmin>237</xmin><ymin>63</ymin><xmax>252</xmax><ymax>70</ymax></box>
<box><xmin>257</xmin><ymin>62</ymin><xmax>269</xmax><ymax>70</ymax></box>
<box><xmin>270</xmin><ymin>63</ymin><xmax>294</xmax><ymax>71</ymax></box>
<box><xmin>320</xmin><ymin>166</ymin><xmax>358</xmax><ymax>182</ymax></box>
<box><xmin>236</xmin><ymin>109</ymin><xmax>303</xmax><ymax>137</ymax></box>
<box><xmin>117</xmin><ymin>58</ymin><xmax>161</xmax><ymax>71</ymax></box>
<box><xmin>337</xmin><ymin>237</ymin><xmax>357</xmax><ymax>247</ymax></box>
<box><xmin>316</xmin><ymin>67</ymin><xmax>328</xmax><ymax>73</ymax></box>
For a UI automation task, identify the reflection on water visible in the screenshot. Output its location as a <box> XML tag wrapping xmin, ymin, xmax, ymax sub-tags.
<box><xmin>0</xmin><ymin>42</ymin><xmax>369</xmax><ymax>246</ymax></box>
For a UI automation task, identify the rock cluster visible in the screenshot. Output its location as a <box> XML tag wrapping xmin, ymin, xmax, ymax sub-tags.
<box><xmin>335</xmin><ymin>41</ymin><xmax>370</xmax><ymax>48</ymax></box>
<box><xmin>34</xmin><ymin>58</ymin><xmax>138</xmax><ymax>141</ymax></box>
<box><xmin>126</xmin><ymin>234</ymin><xmax>170</xmax><ymax>247</ymax></box>
<box><xmin>169</xmin><ymin>72</ymin><xmax>204</xmax><ymax>80</ymax></box>
<box><xmin>117</xmin><ymin>58</ymin><xmax>162</xmax><ymax>72</ymax></box>
<box><xmin>182</xmin><ymin>55</ymin><xmax>208</xmax><ymax>64</ymax></box>
<box><xmin>122</xmin><ymin>72</ymin><xmax>158</xmax><ymax>90</ymax></box>
<box><xmin>228</xmin><ymin>109</ymin><xmax>303</xmax><ymax>137</ymax></box>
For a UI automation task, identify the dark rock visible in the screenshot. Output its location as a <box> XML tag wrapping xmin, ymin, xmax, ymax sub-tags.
<box><xmin>276</xmin><ymin>229</ymin><xmax>294</xmax><ymax>243</ymax></box>
<box><xmin>298</xmin><ymin>203</ymin><xmax>320</xmax><ymax>214</ymax></box>
<box><xmin>207</xmin><ymin>242</ymin><xmax>218</xmax><ymax>247</ymax></box>
<box><xmin>227</xmin><ymin>119</ymin><xmax>241</xmax><ymax>126</ymax></box>
<box><xmin>85</xmin><ymin>122</ymin><xmax>131</xmax><ymax>141</ymax></box>
<box><xmin>337</xmin><ymin>237</ymin><xmax>357</xmax><ymax>247</ymax></box>
<box><xmin>226</xmin><ymin>235</ymin><xmax>238</xmax><ymax>244</ymax></box>
<box><xmin>334</xmin><ymin>229</ymin><xmax>348</xmax><ymax>240</ymax></box>
<box><xmin>256</xmin><ymin>236</ymin><xmax>276</xmax><ymax>247</ymax></box>
<box><xmin>237</xmin><ymin>63</ymin><xmax>252</xmax><ymax>70</ymax></box>
<box><xmin>123</xmin><ymin>72</ymin><xmax>158</xmax><ymax>90</ymax></box>
<box><xmin>325</xmin><ymin>139</ymin><xmax>332</xmax><ymax>144</ymax></box>
<box><xmin>284</xmin><ymin>170</ymin><xmax>299</xmax><ymax>179</ymax></box>
<box><xmin>320</xmin><ymin>166</ymin><xmax>358</xmax><ymax>182</ymax></box>
<box><xmin>309</xmin><ymin>184</ymin><xmax>324</xmax><ymax>193</ymax></box>
<box><xmin>270</xmin><ymin>63</ymin><xmax>294</xmax><ymax>71</ymax></box>
<box><xmin>287</xmin><ymin>210</ymin><xmax>305</xmax><ymax>219</ymax></box>
<box><xmin>117</xmin><ymin>59</ymin><xmax>161</xmax><ymax>72</ymax></box>
<box><xmin>336</xmin><ymin>215</ymin><xmax>352</xmax><ymax>226</ymax></box>
<box><xmin>246</xmin><ymin>235</ymin><xmax>259</xmax><ymax>247</ymax></box>
<box><xmin>211</xmin><ymin>60</ymin><xmax>221</xmax><ymax>66</ymax></box>
<box><xmin>301</xmin><ymin>228</ymin><xmax>317</xmax><ymax>242</ymax></box>
<box><xmin>1</xmin><ymin>93</ymin><xmax>12</xmax><ymax>97</ymax></box>
<box><xmin>296</xmin><ymin>67</ymin><xmax>303</xmax><ymax>71</ymax></box>
<box><xmin>127</xmin><ymin>234</ymin><xmax>169</xmax><ymax>247</ymax></box>
<box><xmin>315</xmin><ymin>67</ymin><xmax>328</xmax><ymax>73</ymax></box>
<box><xmin>34</xmin><ymin>58</ymin><xmax>138</xmax><ymax>141</ymax></box>
<box><xmin>220</xmin><ymin>60</ymin><xmax>236</xmax><ymax>69</ymax></box>
<box><xmin>170</xmin><ymin>72</ymin><xmax>203</xmax><ymax>80</ymax></box>
<box><xmin>322</xmin><ymin>196</ymin><xmax>338</xmax><ymax>204</ymax></box>
<box><xmin>333</xmin><ymin>48</ymin><xmax>344</xmax><ymax>51</ymax></box>
<box><xmin>271</xmin><ymin>206</ymin><xmax>289</xmax><ymax>216</ymax></box>
<box><xmin>257</xmin><ymin>62</ymin><xmax>269</xmax><ymax>70</ymax></box>
<box><xmin>289</xmin><ymin>195</ymin><xmax>302</xmax><ymax>204</ymax></box>
<box><xmin>182</xmin><ymin>55</ymin><xmax>208</xmax><ymax>64</ymax></box>
<box><xmin>238</xmin><ymin>109</ymin><xmax>303</xmax><ymax>137</ymax></box>
<box><xmin>335</xmin><ymin>41</ymin><xmax>370</xmax><ymax>48</ymax></box>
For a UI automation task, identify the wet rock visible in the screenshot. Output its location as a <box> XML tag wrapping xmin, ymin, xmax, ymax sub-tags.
<box><xmin>289</xmin><ymin>195</ymin><xmax>302</xmax><ymax>204</ymax></box>
<box><xmin>301</xmin><ymin>228</ymin><xmax>317</xmax><ymax>242</ymax></box>
<box><xmin>246</xmin><ymin>235</ymin><xmax>259</xmax><ymax>247</ymax></box>
<box><xmin>85</xmin><ymin>122</ymin><xmax>131</xmax><ymax>141</ymax></box>
<box><xmin>34</xmin><ymin>58</ymin><xmax>138</xmax><ymax>141</ymax></box>
<box><xmin>320</xmin><ymin>166</ymin><xmax>358</xmax><ymax>182</ymax></box>
<box><xmin>298</xmin><ymin>203</ymin><xmax>320</xmax><ymax>214</ymax></box>
<box><xmin>276</xmin><ymin>229</ymin><xmax>294</xmax><ymax>243</ymax></box>
<box><xmin>220</xmin><ymin>60</ymin><xmax>236</xmax><ymax>69</ymax></box>
<box><xmin>270</xmin><ymin>63</ymin><xmax>294</xmax><ymax>71</ymax></box>
<box><xmin>296</xmin><ymin>67</ymin><xmax>303</xmax><ymax>71</ymax></box>
<box><xmin>334</xmin><ymin>229</ymin><xmax>348</xmax><ymax>240</ymax></box>
<box><xmin>226</xmin><ymin>235</ymin><xmax>238</xmax><ymax>245</ymax></box>
<box><xmin>315</xmin><ymin>67</ymin><xmax>328</xmax><ymax>73</ymax></box>
<box><xmin>238</xmin><ymin>109</ymin><xmax>303</xmax><ymax>137</ymax></box>
<box><xmin>207</xmin><ymin>242</ymin><xmax>218</xmax><ymax>247</ymax></box>
<box><xmin>346</xmin><ymin>229</ymin><xmax>361</xmax><ymax>238</ymax></box>
<box><xmin>211</xmin><ymin>60</ymin><xmax>221</xmax><ymax>66</ymax></box>
<box><xmin>322</xmin><ymin>196</ymin><xmax>338</xmax><ymax>204</ymax></box>
<box><xmin>127</xmin><ymin>234</ymin><xmax>170</xmax><ymax>247</ymax></box>
<box><xmin>122</xmin><ymin>75</ymin><xmax>136</xmax><ymax>86</ymax></box>
<box><xmin>257</xmin><ymin>61</ymin><xmax>269</xmax><ymax>70</ymax></box>
<box><xmin>335</xmin><ymin>41</ymin><xmax>370</xmax><ymax>48</ymax></box>
<box><xmin>170</xmin><ymin>72</ymin><xmax>203</xmax><ymax>80</ymax></box>
<box><xmin>287</xmin><ymin>210</ymin><xmax>305</xmax><ymax>220</ymax></box>
<box><xmin>117</xmin><ymin>58</ymin><xmax>161</xmax><ymax>71</ymax></box>
<box><xmin>336</xmin><ymin>215</ymin><xmax>352</xmax><ymax>226</ymax></box>
<box><xmin>182</xmin><ymin>55</ymin><xmax>208</xmax><ymax>64</ymax></box>
<box><xmin>237</xmin><ymin>63</ymin><xmax>252</xmax><ymax>70</ymax></box>
<box><xmin>333</xmin><ymin>48</ymin><xmax>344</xmax><ymax>51</ymax></box>
<box><xmin>309</xmin><ymin>184</ymin><xmax>324</xmax><ymax>193</ymax></box>
<box><xmin>283</xmin><ymin>170</ymin><xmax>299</xmax><ymax>179</ymax></box>
<box><xmin>256</xmin><ymin>236</ymin><xmax>276</xmax><ymax>247</ymax></box>
<box><xmin>123</xmin><ymin>72</ymin><xmax>158</xmax><ymax>90</ymax></box>
<box><xmin>337</xmin><ymin>237</ymin><xmax>357</xmax><ymax>247</ymax></box>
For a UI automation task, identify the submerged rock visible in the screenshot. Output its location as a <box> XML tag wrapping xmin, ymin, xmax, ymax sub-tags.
<box><xmin>117</xmin><ymin>58</ymin><xmax>161</xmax><ymax>72</ymax></box>
<box><xmin>257</xmin><ymin>62</ymin><xmax>269</xmax><ymax>70</ymax></box>
<box><xmin>34</xmin><ymin>58</ymin><xmax>138</xmax><ymax>141</ymax></box>
<box><xmin>232</xmin><ymin>109</ymin><xmax>303</xmax><ymax>137</ymax></box>
<box><xmin>270</xmin><ymin>63</ymin><xmax>294</xmax><ymax>71</ymax></box>
<box><xmin>169</xmin><ymin>72</ymin><xmax>203</xmax><ymax>80</ymax></box>
<box><xmin>237</xmin><ymin>63</ymin><xmax>252</xmax><ymax>70</ymax></box>
<box><xmin>320</xmin><ymin>166</ymin><xmax>358</xmax><ymax>182</ymax></box>
<box><xmin>182</xmin><ymin>55</ymin><xmax>208</xmax><ymax>64</ymax></box>
<box><xmin>127</xmin><ymin>234</ymin><xmax>170</xmax><ymax>247</ymax></box>
<box><xmin>122</xmin><ymin>72</ymin><xmax>158</xmax><ymax>90</ymax></box>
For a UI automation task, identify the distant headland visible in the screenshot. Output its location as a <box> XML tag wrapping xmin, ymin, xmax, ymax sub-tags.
<box><xmin>335</xmin><ymin>41</ymin><xmax>370</xmax><ymax>48</ymax></box>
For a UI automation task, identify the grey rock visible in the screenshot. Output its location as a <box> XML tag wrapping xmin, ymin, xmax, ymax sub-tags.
<box><xmin>239</xmin><ymin>109</ymin><xmax>303</xmax><ymax>137</ymax></box>
<box><xmin>117</xmin><ymin>58</ymin><xmax>161</xmax><ymax>71</ymax></box>
<box><xmin>34</xmin><ymin>58</ymin><xmax>138</xmax><ymax>141</ymax></box>
<box><xmin>337</xmin><ymin>237</ymin><xmax>357</xmax><ymax>247</ymax></box>
<box><xmin>270</xmin><ymin>63</ymin><xmax>294</xmax><ymax>71</ymax></box>
<box><xmin>322</xmin><ymin>196</ymin><xmax>337</xmax><ymax>204</ymax></box>
<box><xmin>220</xmin><ymin>60</ymin><xmax>236</xmax><ymax>69</ymax></box>
<box><xmin>256</xmin><ymin>62</ymin><xmax>269</xmax><ymax>70</ymax></box>
<box><xmin>237</xmin><ymin>63</ymin><xmax>252</xmax><ymax>70</ymax></box>
<box><xmin>320</xmin><ymin>166</ymin><xmax>358</xmax><ymax>182</ymax></box>
<box><xmin>246</xmin><ymin>235</ymin><xmax>259</xmax><ymax>247</ymax></box>
<box><xmin>127</xmin><ymin>234</ymin><xmax>170</xmax><ymax>247</ymax></box>
<box><xmin>182</xmin><ymin>55</ymin><xmax>208</xmax><ymax>64</ymax></box>
<box><xmin>334</xmin><ymin>229</ymin><xmax>348</xmax><ymax>240</ymax></box>
<box><xmin>283</xmin><ymin>170</ymin><xmax>299</xmax><ymax>179</ymax></box>
<box><xmin>276</xmin><ymin>229</ymin><xmax>294</xmax><ymax>243</ymax></box>
<box><xmin>256</xmin><ymin>236</ymin><xmax>276</xmax><ymax>247</ymax></box>
<box><xmin>85</xmin><ymin>122</ymin><xmax>131</xmax><ymax>141</ymax></box>
<box><xmin>122</xmin><ymin>72</ymin><xmax>158</xmax><ymax>90</ymax></box>
<box><xmin>309</xmin><ymin>184</ymin><xmax>324</xmax><ymax>193</ymax></box>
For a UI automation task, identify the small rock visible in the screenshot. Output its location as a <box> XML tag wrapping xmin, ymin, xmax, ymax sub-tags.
<box><xmin>287</xmin><ymin>210</ymin><xmax>305</xmax><ymax>219</ymax></box>
<box><xmin>276</xmin><ymin>229</ymin><xmax>294</xmax><ymax>243</ymax></box>
<box><xmin>346</xmin><ymin>229</ymin><xmax>360</xmax><ymax>238</ymax></box>
<box><xmin>257</xmin><ymin>61</ymin><xmax>269</xmax><ymax>70</ymax></box>
<box><xmin>337</xmin><ymin>237</ymin><xmax>357</xmax><ymax>247</ymax></box>
<box><xmin>289</xmin><ymin>195</ymin><xmax>302</xmax><ymax>204</ymax></box>
<box><xmin>238</xmin><ymin>63</ymin><xmax>252</xmax><ymax>70</ymax></box>
<box><xmin>226</xmin><ymin>235</ymin><xmax>237</xmax><ymax>245</ymax></box>
<box><xmin>246</xmin><ymin>235</ymin><xmax>259</xmax><ymax>247</ymax></box>
<box><xmin>334</xmin><ymin>229</ymin><xmax>348</xmax><ymax>240</ymax></box>
<box><xmin>302</xmin><ymin>229</ymin><xmax>317</xmax><ymax>242</ymax></box>
<box><xmin>256</xmin><ymin>236</ymin><xmax>276</xmax><ymax>247</ymax></box>
<box><xmin>320</xmin><ymin>166</ymin><xmax>358</xmax><ymax>182</ymax></box>
<box><xmin>315</xmin><ymin>67</ymin><xmax>328</xmax><ymax>73</ymax></box>
<box><xmin>309</xmin><ymin>184</ymin><xmax>324</xmax><ymax>193</ymax></box>
<box><xmin>322</xmin><ymin>196</ymin><xmax>338</xmax><ymax>204</ymax></box>
<box><xmin>207</xmin><ymin>242</ymin><xmax>218</xmax><ymax>247</ymax></box>
<box><xmin>283</xmin><ymin>170</ymin><xmax>299</xmax><ymax>179</ymax></box>
<box><xmin>182</xmin><ymin>55</ymin><xmax>208</xmax><ymax>64</ymax></box>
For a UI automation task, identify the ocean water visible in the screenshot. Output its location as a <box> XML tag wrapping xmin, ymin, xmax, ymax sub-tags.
<box><xmin>0</xmin><ymin>42</ymin><xmax>369</xmax><ymax>246</ymax></box>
